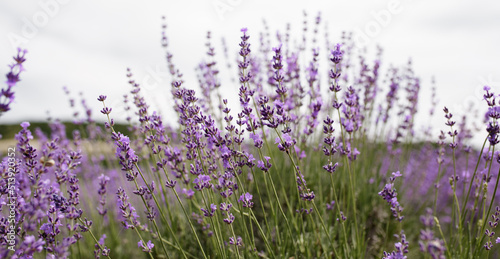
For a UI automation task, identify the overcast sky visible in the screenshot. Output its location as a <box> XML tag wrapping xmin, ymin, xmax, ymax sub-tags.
<box><xmin>1</xmin><ymin>0</ymin><xmax>500</xmax><ymax>139</ymax></box>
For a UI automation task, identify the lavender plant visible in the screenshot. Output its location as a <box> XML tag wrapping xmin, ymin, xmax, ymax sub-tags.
<box><xmin>0</xmin><ymin>49</ymin><xmax>27</xmax><ymax>117</ymax></box>
<box><xmin>2</xmin><ymin>13</ymin><xmax>500</xmax><ymax>259</ymax></box>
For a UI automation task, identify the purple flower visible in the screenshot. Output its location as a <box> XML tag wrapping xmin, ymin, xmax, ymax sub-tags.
<box><xmin>330</xmin><ymin>43</ymin><xmax>343</xmax><ymax>64</ymax></box>
<box><xmin>382</xmin><ymin>233</ymin><xmax>409</xmax><ymax>259</ymax></box>
<box><xmin>238</xmin><ymin>192</ymin><xmax>254</xmax><ymax>208</ymax></box>
<box><xmin>17</xmin><ymin>235</ymin><xmax>45</xmax><ymax>257</ymax></box>
<box><xmin>326</xmin><ymin>200</ymin><xmax>335</xmax><ymax>211</ymax></box>
<box><xmin>100</xmin><ymin>107</ymin><xmax>112</xmax><ymax>115</ymax></box>
<box><xmin>94</xmin><ymin>234</ymin><xmax>110</xmax><ymax>257</ymax></box>
<box><xmin>138</xmin><ymin>240</ymin><xmax>154</xmax><ymax>253</ymax></box>
<box><xmin>182</xmin><ymin>188</ymin><xmax>194</xmax><ymax>199</ymax></box>
<box><xmin>257</xmin><ymin>156</ymin><xmax>272</xmax><ymax>172</ymax></box>
<box><xmin>1</xmin><ymin>48</ymin><xmax>28</xmax><ymax>115</ymax></box>
<box><xmin>165</xmin><ymin>179</ymin><xmax>177</xmax><ymax>188</ymax></box>
<box><xmin>97</xmin><ymin>174</ymin><xmax>110</xmax><ymax>216</ymax></box>
<box><xmin>323</xmin><ymin>162</ymin><xmax>338</xmax><ymax>174</ymax></box>
<box><xmin>219</xmin><ymin>202</ymin><xmax>232</xmax><ymax>211</ymax></box>
<box><xmin>193</xmin><ymin>174</ymin><xmax>212</xmax><ymax>191</ymax></box>
<box><xmin>229</xmin><ymin>236</ymin><xmax>243</xmax><ymax>247</ymax></box>
<box><xmin>249</xmin><ymin>132</ymin><xmax>263</xmax><ymax>148</ymax></box>
<box><xmin>201</xmin><ymin>204</ymin><xmax>217</xmax><ymax>217</ymax></box>
<box><xmin>116</xmin><ymin>188</ymin><xmax>139</xmax><ymax>229</ymax></box>
<box><xmin>98</xmin><ymin>234</ymin><xmax>107</xmax><ymax>246</ymax></box>
<box><xmin>419</xmin><ymin>209</ymin><xmax>446</xmax><ymax>258</ymax></box>
<box><xmin>223</xmin><ymin>213</ymin><xmax>235</xmax><ymax>224</ymax></box>
<box><xmin>275</xmin><ymin>133</ymin><xmax>295</xmax><ymax>151</ymax></box>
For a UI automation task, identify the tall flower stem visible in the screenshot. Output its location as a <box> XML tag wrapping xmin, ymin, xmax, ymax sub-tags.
<box><xmin>77</xmin><ymin>218</ymin><xmax>112</xmax><ymax>259</ymax></box>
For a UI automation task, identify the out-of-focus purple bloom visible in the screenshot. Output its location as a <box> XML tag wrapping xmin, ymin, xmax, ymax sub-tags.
<box><xmin>182</xmin><ymin>188</ymin><xmax>194</xmax><ymax>199</ymax></box>
<box><xmin>382</xmin><ymin>233</ymin><xmax>409</xmax><ymax>259</ymax></box>
<box><xmin>1</xmin><ymin>48</ymin><xmax>27</xmax><ymax>115</ymax></box>
<box><xmin>238</xmin><ymin>192</ymin><xmax>254</xmax><ymax>208</ymax></box>
<box><xmin>220</xmin><ymin>202</ymin><xmax>232</xmax><ymax>211</ymax></box>
<box><xmin>193</xmin><ymin>174</ymin><xmax>212</xmax><ymax>191</ymax></box>
<box><xmin>112</xmin><ymin>132</ymin><xmax>138</xmax><ymax>171</ymax></box>
<box><xmin>275</xmin><ymin>133</ymin><xmax>295</xmax><ymax>151</ymax></box>
<box><xmin>165</xmin><ymin>179</ymin><xmax>177</xmax><ymax>188</ymax></box>
<box><xmin>337</xmin><ymin>211</ymin><xmax>347</xmax><ymax>222</ymax></box>
<box><xmin>223</xmin><ymin>213</ymin><xmax>235</xmax><ymax>224</ymax></box>
<box><xmin>483</xmin><ymin>87</ymin><xmax>500</xmax><ymax>147</ymax></box>
<box><xmin>100</xmin><ymin>107</ymin><xmax>112</xmax><ymax>115</ymax></box>
<box><xmin>330</xmin><ymin>43</ymin><xmax>343</xmax><ymax>64</ymax></box>
<box><xmin>326</xmin><ymin>200</ymin><xmax>335</xmax><ymax>211</ymax></box>
<box><xmin>419</xmin><ymin>208</ymin><xmax>446</xmax><ymax>258</ymax></box>
<box><xmin>16</xmin><ymin>235</ymin><xmax>45</xmax><ymax>257</ymax></box>
<box><xmin>201</xmin><ymin>204</ymin><xmax>217</xmax><ymax>217</ymax></box>
<box><xmin>249</xmin><ymin>132</ymin><xmax>263</xmax><ymax>149</ymax></box>
<box><xmin>229</xmin><ymin>236</ymin><xmax>243</xmax><ymax>247</ymax></box>
<box><xmin>257</xmin><ymin>156</ymin><xmax>272</xmax><ymax>172</ymax></box>
<box><xmin>296</xmin><ymin>208</ymin><xmax>313</xmax><ymax>215</ymax></box>
<box><xmin>94</xmin><ymin>234</ymin><xmax>110</xmax><ymax>258</ymax></box>
<box><xmin>116</xmin><ymin>188</ymin><xmax>139</xmax><ymax>229</ymax></box>
<box><xmin>97</xmin><ymin>174</ymin><xmax>110</xmax><ymax>216</ymax></box>
<box><xmin>138</xmin><ymin>240</ymin><xmax>154</xmax><ymax>253</ymax></box>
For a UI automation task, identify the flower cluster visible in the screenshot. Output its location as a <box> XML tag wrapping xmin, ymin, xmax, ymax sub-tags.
<box><xmin>379</xmin><ymin>171</ymin><xmax>404</xmax><ymax>222</ymax></box>
<box><xmin>4</xmin><ymin>13</ymin><xmax>500</xmax><ymax>259</ymax></box>
<box><xmin>238</xmin><ymin>192</ymin><xmax>254</xmax><ymax>208</ymax></box>
<box><xmin>419</xmin><ymin>208</ymin><xmax>446</xmax><ymax>258</ymax></box>
<box><xmin>0</xmin><ymin>48</ymin><xmax>27</xmax><ymax>115</ymax></box>
<box><xmin>382</xmin><ymin>232</ymin><xmax>409</xmax><ymax>259</ymax></box>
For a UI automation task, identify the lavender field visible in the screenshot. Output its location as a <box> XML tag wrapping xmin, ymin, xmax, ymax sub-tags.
<box><xmin>2</xmin><ymin>6</ymin><xmax>500</xmax><ymax>259</ymax></box>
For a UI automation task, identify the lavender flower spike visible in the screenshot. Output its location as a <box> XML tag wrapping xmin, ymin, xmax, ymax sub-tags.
<box><xmin>112</xmin><ymin>132</ymin><xmax>139</xmax><ymax>171</ymax></box>
<box><xmin>1</xmin><ymin>48</ymin><xmax>27</xmax><ymax>115</ymax></box>
<box><xmin>238</xmin><ymin>192</ymin><xmax>254</xmax><ymax>208</ymax></box>
<box><xmin>379</xmin><ymin>171</ymin><xmax>404</xmax><ymax>221</ymax></box>
<box><xmin>138</xmin><ymin>240</ymin><xmax>154</xmax><ymax>253</ymax></box>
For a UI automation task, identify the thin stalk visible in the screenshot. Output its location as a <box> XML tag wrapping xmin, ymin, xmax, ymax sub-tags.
<box><xmin>77</xmin><ymin>218</ymin><xmax>112</xmax><ymax>259</ymax></box>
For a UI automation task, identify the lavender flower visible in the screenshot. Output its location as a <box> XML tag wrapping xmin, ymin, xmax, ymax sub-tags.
<box><xmin>220</xmin><ymin>202</ymin><xmax>232</xmax><ymax>211</ymax></box>
<box><xmin>193</xmin><ymin>174</ymin><xmax>212</xmax><ymax>191</ymax></box>
<box><xmin>0</xmin><ymin>48</ymin><xmax>27</xmax><ymax>115</ymax></box>
<box><xmin>229</xmin><ymin>236</ymin><xmax>243</xmax><ymax>247</ymax></box>
<box><xmin>182</xmin><ymin>188</ymin><xmax>194</xmax><ymax>199</ymax></box>
<box><xmin>275</xmin><ymin>133</ymin><xmax>295</xmax><ymax>151</ymax></box>
<box><xmin>94</xmin><ymin>234</ymin><xmax>110</xmax><ymax>258</ymax></box>
<box><xmin>201</xmin><ymin>204</ymin><xmax>217</xmax><ymax>217</ymax></box>
<box><xmin>112</xmin><ymin>132</ymin><xmax>138</xmax><ymax>171</ymax></box>
<box><xmin>238</xmin><ymin>192</ymin><xmax>254</xmax><ymax>208</ymax></box>
<box><xmin>116</xmin><ymin>187</ymin><xmax>139</xmax><ymax>229</ymax></box>
<box><xmin>223</xmin><ymin>213</ymin><xmax>235</xmax><ymax>224</ymax></box>
<box><xmin>138</xmin><ymin>240</ymin><xmax>154</xmax><ymax>253</ymax></box>
<box><xmin>379</xmin><ymin>171</ymin><xmax>404</xmax><ymax>221</ymax></box>
<box><xmin>419</xmin><ymin>209</ymin><xmax>446</xmax><ymax>258</ymax></box>
<box><xmin>257</xmin><ymin>156</ymin><xmax>272</xmax><ymax>172</ymax></box>
<box><xmin>382</xmin><ymin>232</ymin><xmax>409</xmax><ymax>259</ymax></box>
<box><xmin>16</xmin><ymin>235</ymin><xmax>45</xmax><ymax>257</ymax></box>
<box><xmin>326</xmin><ymin>200</ymin><xmax>335</xmax><ymax>211</ymax></box>
<box><xmin>97</xmin><ymin>174</ymin><xmax>109</xmax><ymax>216</ymax></box>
